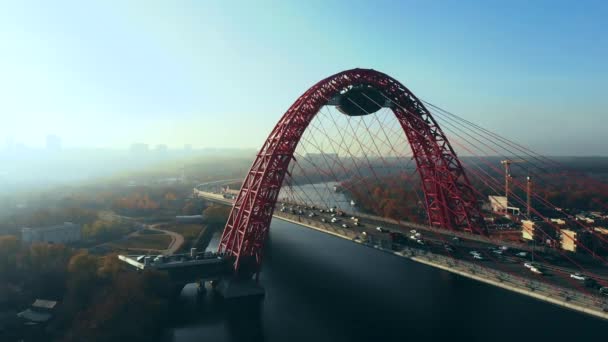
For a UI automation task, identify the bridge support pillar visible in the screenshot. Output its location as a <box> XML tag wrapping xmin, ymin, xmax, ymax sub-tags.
<box><xmin>215</xmin><ymin>276</ymin><xmax>265</xmax><ymax>299</ymax></box>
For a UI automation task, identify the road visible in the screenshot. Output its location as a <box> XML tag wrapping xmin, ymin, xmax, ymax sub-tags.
<box><xmin>194</xmin><ymin>190</ymin><xmax>608</xmax><ymax>297</ymax></box>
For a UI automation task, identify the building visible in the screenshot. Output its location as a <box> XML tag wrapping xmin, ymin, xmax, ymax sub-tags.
<box><xmin>488</xmin><ymin>195</ymin><xmax>520</xmax><ymax>216</ymax></box>
<box><xmin>560</xmin><ymin>229</ymin><xmax>578</xmax><ymax>252</ymax></box>
<box><xmin>45</xmin><ymin>134</ymin><xmax>62</xmax><ymax>151</ymax></box>
<box><xmin>21</xmin><ymin>222</ymin><xmax>81</xmax><ymax>244</ymax></box>
<box><xmin>521</xmin><ymin>220</ymin><xmax>536</xmax><ymax>241</ymax></box>
<box><xmin>130</xmin><ymin>143</ymin><xmax>149</xmax><ymax>153</ymax></box>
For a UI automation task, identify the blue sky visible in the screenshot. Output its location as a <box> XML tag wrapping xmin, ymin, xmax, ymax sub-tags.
<box><xmin>0</xmin><ymin>0</ymin><xmax>606</xmax><ymax>154</ymax></box>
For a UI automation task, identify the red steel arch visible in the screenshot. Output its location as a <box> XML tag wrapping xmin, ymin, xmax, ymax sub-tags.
<box><xmin>219</xmin><ymin>68</ymin><xmax>486</xmax><ymax>273</ymax></box>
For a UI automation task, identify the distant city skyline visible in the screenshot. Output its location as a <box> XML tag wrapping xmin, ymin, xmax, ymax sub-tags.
<box><xmin>1</xmin><ymin>1</ymin><xmax>607</xmax><ymax>155</ymax></box>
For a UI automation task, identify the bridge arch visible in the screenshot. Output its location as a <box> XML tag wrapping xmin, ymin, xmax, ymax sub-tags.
<box><xmin>219</xmin><ymin>68</ymin><xmax>485</xmax><ymax>274</ymax></box>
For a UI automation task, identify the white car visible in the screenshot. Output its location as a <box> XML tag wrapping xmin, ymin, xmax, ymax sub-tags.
<box><xmin>354</xmin><ymin>222</ymin><xmax>360</xmax><ymax>226</ymax></box>
<box><xmin>376</xmin><ymin>226</ymin><xmax>386</xmax><ymax>233</ymax></box>
<box><xmin>524</xmin><ymin>262</ymin><xmax>536</xmax><ymax>269</ymax></box>
<box><xmin>410</xmin><ymin>230</ymin><xmax>417</xmax><ymax>234</ymax></box>
<box><xmin>331</xmin><ymin>217</ymin><xmax>338</xmax><ymax>223</ymax></box>
<box><xmin>473</xmin><ymin>254</ymin><xmax>484</xmax><ymax>260</ymax></box>
<box><xmin>342</xmin><ymin>224</ymin><xmax>349</xmax><ymax>229</ymax></box>
<box><xmin>530</xmin><ymin>267</ymin><xmax>543</xmax><ymax>275</ymax></box>
<box><xmin>499</xmin><ymin>246</ymin><xmax>509</xmax><ymax>251</ymax></box>
<box><xmin>321</xmin><ymin>218</ymin><xmax>327</xmax><ymax>223</ymax></box>
<box><xmin>492</xmin><ymin>249</ymin><xmax>503</xmax><ymax>255</ymax></box>
<box><xmin>469</xmin><ymin>251</ymin><xmax>480</xmax><ymax>256</ymax></box>
<box><xmin>410</xmin><ymin>235</ymin><xmax>417</xmax><ymax>240</ymax></box>
<box><xmin>516</xmin><ymin>252</ymin><xmax>528</xmax><ymax>257</ymax></box>
<box><xmin>416</xmin><ymin>239</ymin><xmax>425</xmax><ymax>245</ymax></box>
<box><xmin>570</xmin><ymin>273</ymin><xmax>587</xmax><ymax>281</ymax></box>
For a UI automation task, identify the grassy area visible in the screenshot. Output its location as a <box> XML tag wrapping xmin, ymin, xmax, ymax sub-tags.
<box><xmin>112</xmin><ymin>233</ymin><xmax>172</xmax><ymax>250</ymax></box>
<box><xmin>163</xmin><ymin>224</ymin><xmax>204</xmax><ymax>252</ymax></box>
<box><xmin>164</xmin><ymin>224</ymin><xmax>203</xmax><ymax>241</ymax></box>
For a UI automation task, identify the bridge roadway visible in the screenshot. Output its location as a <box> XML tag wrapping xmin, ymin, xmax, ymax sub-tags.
<box><xmin>194</xmin><ymin>189</ymin><xmax>608</xmax><ymax>320</ymax></box>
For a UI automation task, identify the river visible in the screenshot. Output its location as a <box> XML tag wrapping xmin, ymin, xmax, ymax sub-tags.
<box><xmin>166</xmin><ymin>219</ymin><xmax>608</xmax><ymax>341</ymax></box>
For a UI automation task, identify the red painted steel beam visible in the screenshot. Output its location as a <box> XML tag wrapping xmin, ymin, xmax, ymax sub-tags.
<box><xmin>218</xmin><ymin>68</ymin><xmax>486</xmax><ymax>274</ymax></box>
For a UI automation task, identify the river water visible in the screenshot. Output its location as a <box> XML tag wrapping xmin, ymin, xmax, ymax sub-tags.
<box><xmin>167</xmin><ymin>219</ymin><xmax>608</xmax><ymax>342</ymax></box>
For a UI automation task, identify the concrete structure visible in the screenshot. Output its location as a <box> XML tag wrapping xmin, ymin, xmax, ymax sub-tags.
<box><xmin>21</xmin><ymin>222</ymin><xmax>81</xmax><ymax>244</ymax></box>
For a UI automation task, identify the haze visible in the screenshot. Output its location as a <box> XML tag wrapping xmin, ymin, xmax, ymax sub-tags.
<box><xmin>1</xmin><ymin>0</ymin><xmax>607</xmax><ymax>189</ymax></box>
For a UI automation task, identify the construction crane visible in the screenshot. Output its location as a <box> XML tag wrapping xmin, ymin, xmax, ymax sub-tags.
<box><xmin>500</xmin><ymin>159</ymin><xmax>526</xmax><ymax>209</ymax></box>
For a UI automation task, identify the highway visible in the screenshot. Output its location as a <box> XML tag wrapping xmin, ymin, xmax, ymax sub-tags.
<box><xmin>193</xmin><ymin>189</ymin><xmax>608</xmax><ymax>305</ymax></box>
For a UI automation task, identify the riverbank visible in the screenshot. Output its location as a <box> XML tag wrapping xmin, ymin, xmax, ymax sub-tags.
<box><xmin>274</xmin><ymin>214</ymin><xmax>608</xmax><ymax>321</ymax></box>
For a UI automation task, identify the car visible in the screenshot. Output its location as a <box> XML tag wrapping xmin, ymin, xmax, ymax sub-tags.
<box><xmin>319</xmin><ymin>209</ymin><xmax>325</xmax><ymax>213</ymax></box>
<box><xmin>600</xmin><ymin>287</ymin><xmax>608</xmax><ymax>297</ymax></box>
<box><xmin>499</xmin><ymin>246</ymin><xmax>509</xmax><ymax>251</ymax></box>
<box><xmin>362</xmin><ymin>231</ymin><xmax>368</xmax><ymax>236</ymax></box>
<box><xmin>321</xmin><ymin>218</ymin><xmax>327</xmax><ymax>223</ymax></box>
<box><xmin>354</xmin><ymin>222</ymin><xmax>360</xmax><ymax>226</ymax></box>
<box><xmin>516</xmin><ymin>252</ymin><xmax>528</xmax><ymax>257</ymax></box>
<box><xmin>473</xmin><ymin>254</ymin><xmax>484</xmax><ymax>260</ymax></box>
<box><xmin>331</xmin><ymin>213</ymin><xmax>336</xmax><ymax>217</ymax></box>
<box><xmin>308</xmin><ymin>213</ymin><xmax>315</xmax><ymax>217</ymax></box>
<box><xmin>524</xmin><ymin>262</ymin><xmax>538</xmax><ymax>269</ymax></box>
<box><xmin>469</xmin><ymin>251</ymin><xmax>480</xmax><ymax>255</ymax></box>
<box><xmin>342</xmin><ymin>224</ymin><xmax>349</xmax><ymax>229</ymax></box>
<box><xmin>492</xmin><ymin>249</ymin><xmax>503</xmax><ymax>255</ymax></box>
<box><xmin>351</xmin><ymin>216</ymin><xmax>357</xmax><ymax>220</ymax></box>
<box><xmin>570</xmin><ymin>273</ymin><xmax>587</xmax><ymax>281</ymax></box>
<box><xmin>410</xmin><ymin>230</ymin><xmax>417</xmax><ymax>234</ymax></box>
<box><xmin>410</xmin><ymin>235</ymin><xmax>417</xmax><ymax>240</ymax></box>
<box><xmin>452</xmin><ymin>236</ymin><xmax>460</xmax><ymax>242</ymax></box>
<box><xmin>530</xmin><ymin>267</ymin><xmax>543</xmax><ymax>275</ymax></box>
<box><xmin>444</xmin><ymin>244</ymin><xmax>454</xmax><ymax>252</ymax></box>
<box><xmin>416</xmin><ymin>239</ymin><xmax>425</xmax><ymax>245</ymax></box>
<box><xmin>331</xmin><ymin>217</ymin><xmax>338</xmax><ymax>223</ymax></box>
<box><xmin>376</xmin><ymin>226</ymin><xmax>386</xmax><ymax>233</ymax></box>
<box><xmin>414</xmin><ymin>233</ymin><xmax>421</xmax><ymax>238</ymax></box>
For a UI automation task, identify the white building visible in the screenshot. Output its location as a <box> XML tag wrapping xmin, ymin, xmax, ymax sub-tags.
<box><xmin>21</xmin><ymin>222</ymin><xmax>81</xmax><ymax>244</ymax></box>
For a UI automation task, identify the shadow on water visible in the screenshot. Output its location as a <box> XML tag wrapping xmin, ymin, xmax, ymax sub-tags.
<box><xmin>165</xmin><ymin>284</ymin><xmax>264</xmax><ymax>342</ymax></box>
<box><xmin>167</xmin><ymin>219</ymin><xmax>608</xmax><ymax>342</ymax></box>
